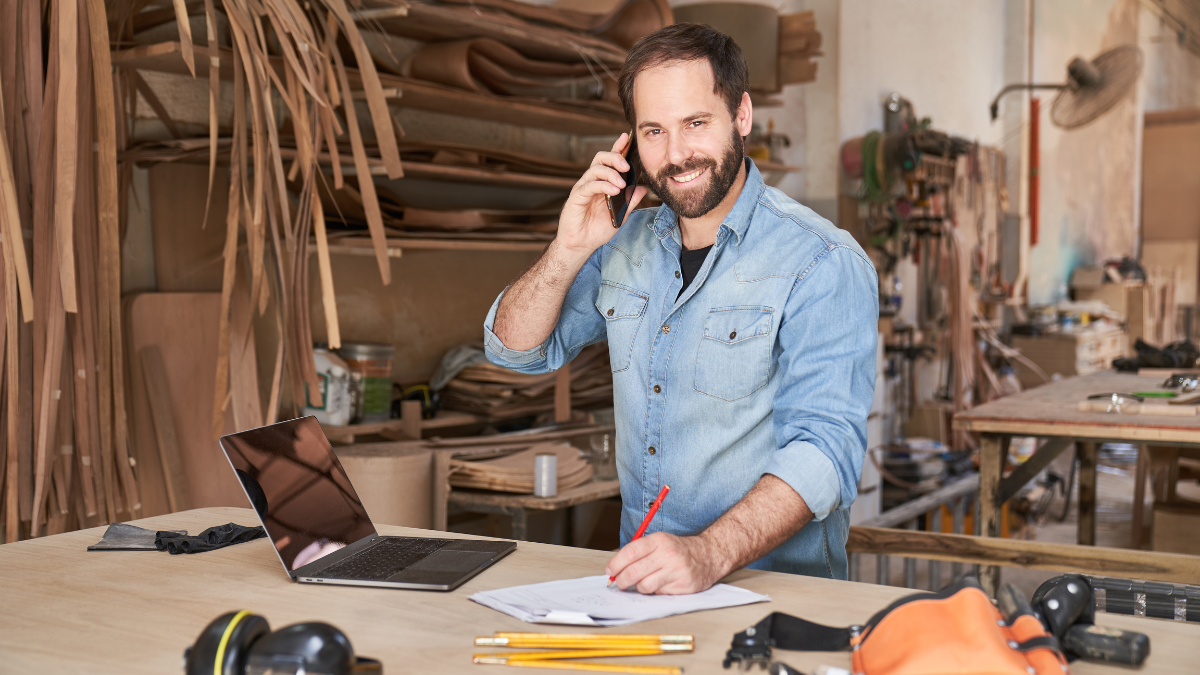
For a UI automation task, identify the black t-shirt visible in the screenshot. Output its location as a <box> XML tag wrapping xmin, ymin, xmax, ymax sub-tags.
<box><xmin>678</xmin><ymin>245</ymin><xmax>712</xmax><ymax>300</ymax></box>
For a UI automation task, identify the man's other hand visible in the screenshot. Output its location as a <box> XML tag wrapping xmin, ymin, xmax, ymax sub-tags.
<box><xmin>604</xmin><ymin>532</ymin><xmax>729</xmax><ymax>595</ymax></box>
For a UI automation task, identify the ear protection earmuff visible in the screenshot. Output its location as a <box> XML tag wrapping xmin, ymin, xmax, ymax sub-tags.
<box><xmin>184</xmin><ymin>611</ymin><xmax>382</xmax><ymax>675</ymax></box>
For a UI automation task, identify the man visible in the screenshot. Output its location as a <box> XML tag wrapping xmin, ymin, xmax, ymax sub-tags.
<box><xmin>482</xmin><ymin>24</ymin><xmax>878</xmax><ymax>594</ymax></box>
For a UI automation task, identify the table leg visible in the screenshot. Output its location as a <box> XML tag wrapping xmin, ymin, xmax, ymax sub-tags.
<box><xmin>1132</xmin><ymin>445</ymin><xmax>1148</xmax><ymax>549</ymax></box>
<box><xmin>1077</xmin><ymin>442</ymin><xmax>1097</xmax><ymax>546</ymax></box>
<box><xmin>510</xmin><ymin>507</ymin><xmax>528</xmax><ymax>541</ymax></box>
<box><xmin>978</xmin><ymin>433</ymin><xmax>1009</xmax><ymax>597</ymax></box>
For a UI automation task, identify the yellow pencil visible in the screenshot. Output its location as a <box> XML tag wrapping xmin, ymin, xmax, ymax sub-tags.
<box><xmin>476</xmin><ymin>641</ymin><xmax>693</xmax><ymax>652</ymax></box>
<box><xmin>473</xmin><ymin>657</ymin><xmax>682</xmax><ymax>674</ymax></box>
<box><xmin>489</xmin><ymin>634</ymin><xmax>693</xmax><ymax>644</ymax></box>
<box><xmin>474</xmin><ymin>649</ymin><xmax>676</xmax><ymax>661</ymax></box>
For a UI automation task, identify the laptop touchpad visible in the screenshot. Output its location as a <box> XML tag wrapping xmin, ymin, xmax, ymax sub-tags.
<box><xmin>392</xmin><ymin>549</ymin><xmax>495</xmax><ymax>577</ymax></box>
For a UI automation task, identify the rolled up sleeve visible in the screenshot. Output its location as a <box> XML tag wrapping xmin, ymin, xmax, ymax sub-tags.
<box><xmin>766</xmin><ymin>245</ymin><xmax>878</xmax><ymax>521</ymax></box>
<box><xmin>482</xmin><ymin>247</ymin><xmax>608</xmax><ymax>375</ymax></box>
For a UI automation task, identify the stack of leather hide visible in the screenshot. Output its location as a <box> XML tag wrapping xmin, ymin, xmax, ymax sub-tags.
<box><xmin>366</xmin><ymin>0</ymin><xmax>673</xmax><ymax>113</ymax></box>
<box><xmin>440</xmin><ymin>343</ymin><xmax>613</xmax><ymax>421</ymax></box>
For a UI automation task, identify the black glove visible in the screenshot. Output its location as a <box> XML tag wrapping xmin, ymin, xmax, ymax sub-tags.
<box><xmin>155</xmin><ymin>522</ymin><xmax>265</xmax><ymax>554</ymax></box>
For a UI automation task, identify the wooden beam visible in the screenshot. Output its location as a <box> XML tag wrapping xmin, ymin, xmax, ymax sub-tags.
<box><xmin>847</xmin><ymin>526</ymin><xmax>1200</xmax><ymax>585</ymax></box>
<box><xmin>553</xmin><ymin>364</ymin><xmax>571</xmax><ymax>424</ymax></box>
<box><xmin>314</xmin><ymin>236</ymin><xmax>549</xmax><ymax>254</ymax></box>
<box><xmin>1078</xmin><ymin>441</ymin><xmax>1097</xmax><ymax>546</ymax></box>
<box><xmin>400</xmin><ymin>400</ymin><xmax>422</xmax><ymax>441</ymax></box>
<box><xmin>978</xmin><ymin>434</ymin><xmax>1009</xmax><ymax>596</ymax></box>
<box><xmin>995</xmin><ymin>437</ymin><xmax>1072</xmax><ymax>505</ymax></box>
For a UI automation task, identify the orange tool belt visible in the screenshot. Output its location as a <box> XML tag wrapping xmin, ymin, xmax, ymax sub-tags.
<box><xmin>724</xmin><ymin>577</ymin><xmax>1069</xmax><ymax>675</ymax></box>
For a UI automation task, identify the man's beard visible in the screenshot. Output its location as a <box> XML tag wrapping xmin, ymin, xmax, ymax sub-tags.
<box><xmin>645</xmin><ymin>128</ymin><xmax>744</xmax><ymax>220</ymax></box>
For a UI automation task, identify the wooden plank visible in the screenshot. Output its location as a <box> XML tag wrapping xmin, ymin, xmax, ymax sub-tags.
<box><xmin>3</xmin><ymin>179</ymin><xmax>20</xmax><ymax>540</ymax></box>
<box><xmin>68</xmin><ymin>317</ymin><xmax>97</xmax><ymax>517</ymax></box>
<box><xmin>1133</xmin><ymin>444</ymin><xmax>1148</xmax><ymax>549</ymax></box>
<box><xmin>977</xmin><ymin>434</ymin><xmax>1008</xmax><ymax>596</ymax></box>
<box><xmin>228</xmin><ymin>282</ymin><xmax>264</xmax><ymax>432</ymax></box>
<box><xmin>124</xmin><ymin>293</ymin><xmax>244</xmax><ymax>513</ymax></box>
<box><xmin>330</xmin><ymin>36</ymin><xmax>391</xmax><ymax>286</ymax></box>
<box><xmin>86</xmin><ymin>0</ymin><xmax>123</xmax><ymax>525</ymax></box>
<box><xmin>170</xmin><ymin>0</ymin><xmax>197</xmax><ymax>77</ymax></box>
<box><xmin>400</xmin><ymin>399</ymin><xmax>422</xmax><ymax>441</ymax></box>
<box><xmin>51</xmin><ymin>0</ymin><xmax>79</xmax><ymax>314</ymax></box>
<box><xmin>554</xmin><ymin>364</ymin><xmax>571</xmax><ymax>424</ymax></box>
<box><xmin>325</xmin><ymin>0</ymin><xmax>403</xmax><ymax>179</ymax></box>
<box><xmin>0</xmin><ymin>79</ymin><xmax>33</xmax><ymax>322</ymax></box>
<box><xmin>139</xmin><ymin>346</ymin><xmax>189</xmax><ymax>513</ymax></box>
<box><xmin>1078</xmin><ymin>441</ymin><xmax>1098</xmax><ymax>546</ymax></box>
<box><xmin>995</xmin><ymin>437</ymin><xmax>1072</xmax><ymax>505</ymax></box>
<box><xmin>846</xmin><ymin>526</ymin><xmax>1200</xmax><ymax>585</ymax></box>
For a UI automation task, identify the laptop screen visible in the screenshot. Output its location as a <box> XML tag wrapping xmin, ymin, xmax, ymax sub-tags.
<box><xmin>220</xmin><ymin>416</ymin><xmax>377</xmax><ymax>572</ymax></box>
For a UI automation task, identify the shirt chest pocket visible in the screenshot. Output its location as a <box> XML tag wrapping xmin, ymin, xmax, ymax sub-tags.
<box><xmin>694</xmin><ymin>306</ymin><xmax>775</xmax><ymax>401</ymax></box>
<box><xmin>595</xmin><ymin>282</ymin><xmax>648</xmax><ymax>373</ymax></box>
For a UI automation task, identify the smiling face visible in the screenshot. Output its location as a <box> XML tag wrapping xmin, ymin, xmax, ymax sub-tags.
<box><xmin>632</xmin><ymin>59</ymin><xmax>752</xmax><ymax>220</ymax></box>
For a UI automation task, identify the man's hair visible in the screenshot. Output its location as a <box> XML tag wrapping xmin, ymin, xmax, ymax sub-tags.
<box><xmin>617</xmin><ymin>23</ymin><xmax>750</xmax><ymax>126</ymax></box>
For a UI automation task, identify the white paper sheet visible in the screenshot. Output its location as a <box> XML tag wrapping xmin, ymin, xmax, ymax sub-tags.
<box><xmin>469</xmin><ymin>575</ymin><xmax>770</xmax><ymax>626</ymax></box>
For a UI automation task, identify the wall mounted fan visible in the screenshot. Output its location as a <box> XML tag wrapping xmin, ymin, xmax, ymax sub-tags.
<box><xmin>990</xmin><ymin>45</ymin><xmax>1144</xmax><ymax>129</ymax></box>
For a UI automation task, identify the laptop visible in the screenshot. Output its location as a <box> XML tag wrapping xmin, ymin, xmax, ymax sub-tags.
<box><xmin>219</xmin><ymin>416</ymin><xmax>516</xmax><ymax>591</ymax></box>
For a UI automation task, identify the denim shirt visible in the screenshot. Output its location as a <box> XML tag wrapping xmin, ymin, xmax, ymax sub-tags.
<box><xmin>483</xmin><ymin>160</ymin><xmax>878</xmax><ymax>579</ymax></box>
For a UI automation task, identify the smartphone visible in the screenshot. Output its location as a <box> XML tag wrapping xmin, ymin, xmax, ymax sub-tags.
<box><xmin>605</xmin><ymin>130</ymin><xmax>638</xmax><ymax>228</ymax></box>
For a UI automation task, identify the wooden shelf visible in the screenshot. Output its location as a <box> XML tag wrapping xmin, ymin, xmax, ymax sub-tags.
<box><xmin>316</xmin><ymin>236</ymin><xmax>550</xmax><ymax>255</ymax></box>
<box><xmin>111</xmin><ymin>42</ymin><xmax>628</xmax><ymax>136</ymax></box>
<box><xmin>323</xmin><ymin>409</ymin><xmax>485</xmax><ymax>444</ymax></box>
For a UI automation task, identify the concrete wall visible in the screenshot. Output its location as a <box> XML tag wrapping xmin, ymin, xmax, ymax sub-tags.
<box><xmin>1139</xmin><ymin>6</ymin><xmax>1200</xmax><ymax>113</ymax></box>
<box><xmin>1027</xmin><ymin>0</ymin><xmax>1142</xmax><ymax>305</ymax></box>
<box><xmin>838</xmin><ymin>0</ymin><xmax>1008</xmax><ymax>146</ymax></box>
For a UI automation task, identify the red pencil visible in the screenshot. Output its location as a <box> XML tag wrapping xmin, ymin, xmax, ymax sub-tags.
<box><xmin>608</xmin><ymin>485</ymin><xmax>671</xmax><ymax>586</ymax></box>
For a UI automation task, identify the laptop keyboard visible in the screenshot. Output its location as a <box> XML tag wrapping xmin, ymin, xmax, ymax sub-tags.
<box><xmin>317</xmin><ymin>537</ymin><xmax>452</xmax><ymax>581</ymax></box>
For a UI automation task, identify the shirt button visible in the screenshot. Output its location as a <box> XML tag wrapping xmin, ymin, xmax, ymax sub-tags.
<box><xmin>607</xmin><ymin>308</ymin><xmax>614</xmax><ymax>316</ymax></box>
<box><xmin>661</xmin><ymin>325</ymin><xmax>670</xmax><ymax>334</ymax></box>
<box><xmin>729</xmin><ymin>330</ymin><xmax>737</xmax><ymax>339</ymax></box>
<box><xmin>648</xmin><ymin>501</ymin><xmax>655</xmax><ymax>508</ymax></box>
<box><xmin>648</xmin><ymin>446</ymin><xmax>656</xmax><ymax>455</ymax></box>
<box><xmin>653</xmin><ymin>384</ymin><xmax>661</xmax><ymax>394</ymax></box>
<box><xmin>675</xmin><ymin>271</ymin><xmax>680</xmax><ymax>278</ymax></box>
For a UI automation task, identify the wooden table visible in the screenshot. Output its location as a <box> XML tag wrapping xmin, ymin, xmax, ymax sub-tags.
<box><xmin>954</xmin><ymin>371</ymin><xmax>1200</xmax><ymax>593</ymax></box>
<box><xmin>2</xmin><ymin>507</ymin><xmax>1193</xmax><ymax>674</ymax></box>
<box><xmin>449</xmin><ymin>479</ymin><xmax>621</xmax><ymax>540</ymax></box>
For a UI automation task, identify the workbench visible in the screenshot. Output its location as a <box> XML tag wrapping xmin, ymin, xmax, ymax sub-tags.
<box><xmin>954</xmin><ymin>370</ymin><xmax>1200</xmax><ymax>594</ymax></box>
<box><xmin>449</xmin><ymin>479</ymin><xmax>621</xmax><ymax>541</ymax></box>
<box><xmin>1</xmin><ymin>506</ymin><xmax>1194</xmax><ymax>674</ymax></box>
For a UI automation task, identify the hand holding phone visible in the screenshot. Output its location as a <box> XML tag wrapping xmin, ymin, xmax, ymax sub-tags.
<box><xmin>606</xmin><ymin>130</ymin><xmax>639</xmax><ymax>228</ymax></box>
<box><xmin>554</xmin><ymin>132</ymin><xmax>647</xmax><ymax>258</ymax></box>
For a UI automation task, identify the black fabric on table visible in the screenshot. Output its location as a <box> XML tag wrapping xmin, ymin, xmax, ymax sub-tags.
<box><xmin>677</xmin><ymin>244</ymin><xmax>712</xmax><ymax>300</ymax></box>
<box><xmin>155</xmin><ymin>522</ymin><xmax>266</xmax><ymax>554</ymax></box>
